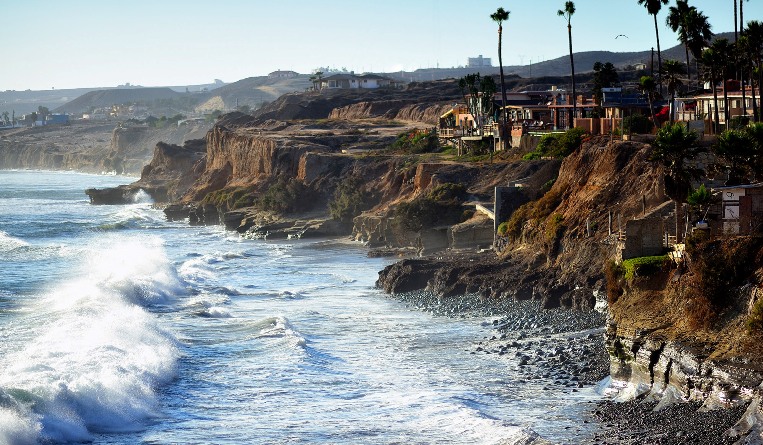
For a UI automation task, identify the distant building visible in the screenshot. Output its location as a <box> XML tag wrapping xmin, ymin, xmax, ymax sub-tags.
<box><xmin>468</xmin><ymin>55</ymin><xmax>492</xmax><ymax>68</ymax></box>
<box><xmin>318</xmin><ymin>73</ymin><xmax>398</xmax><ymax>90</ymax></box>
<box><xmin>268</xmin><ymin>70</ymin><xmax>299</xmax><ymax>79</ymax></box>
<box><xmin>45</xmin><ymin>114</ymin><xmax>69</xmax><ymax>125</ymax></box>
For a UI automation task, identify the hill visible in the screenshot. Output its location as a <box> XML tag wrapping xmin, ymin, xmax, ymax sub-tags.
<box><xmin>54</xmin><ymin>87</ymin><xmax>185</xmax><ymax>114</ymax></box>
<box><xmin>193</xmin><ymin>75</ymin><xmax>312</xmax><ymax>112</ymax></box>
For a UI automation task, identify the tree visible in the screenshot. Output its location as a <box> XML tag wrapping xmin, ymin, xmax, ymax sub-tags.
<box><xmin>639</xmin><ymin>75</ymin><xmax>658</xmax><ymax>126</ymax></box>
<box><xmin>661</xmin><ymin>59</ymin><xmax>685</xmax><ymax>123</ymax></box>
<box><xmin>1</xmin><ymin>111</ymin><xmax>8</xmax><ymax>126</ymax></box>
<box><xmin>37</xmin><ymin>106</ymin><xmax>50</xmax><ymax>119</ymax></box>
<box><xmin>651</xmin><ymin>122</ymin><xmax>702</xmax><ymax>242</ymax></box>
<box><xmin>666</xmin><ymin>0</ymin><xmax>693</xmax><ymax>82</ymax></box>
<box><xmin>311</xmin><ymin>71</ymin><xmax>324</xmax><ymax>91</ymax></box>
<box><xmin>558</xmin><ymin>1</ymin><xmax>576</xmax><ymax>129</ymax></box>
<box><xmin>744</xmin><ymin>21</ymin><xmax>763</xmax><ymax>122</ymax></box>
<box><xmin>592</xmin><ymin>61</ymin><xmax>619</xmax><ymax>106</ymax></box>
<box><xmin>684</xmin><ymin>8</ymin><xmax>714</xmax><ymax>91</ymax></box>
<box><xmin>638</xmin><ymin>0</ymin><xmax>669</xmax><ymax>94</ymax></box>
<box><xmin>490</xmin><ymin>7</ymin><xmax>510</xmax><ymax>133</ymax></box>
<box><xmin>713</xmin><ymin>128</ymin><xmax>755</xmax><ymax>185</ymax></box>
<box><xmin>712</xmin><ymin>39</ymin><xmax>734</xmax><ymax>127</ymax></box>
<box><xmin>457</xmin><ymin>73</ymin><xmax>496</xmax><ymax>129</ymax></box>
<box><xmin>701</xmin><ymin>47</ymin><xmax>722</xmax><ymax>133</ymax></box>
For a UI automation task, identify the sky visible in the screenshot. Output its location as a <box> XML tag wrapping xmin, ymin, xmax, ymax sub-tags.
<box><xmin>2</xmin><ymin>0</ymin><xmax>762</xmax><ymax>91</ymax></box>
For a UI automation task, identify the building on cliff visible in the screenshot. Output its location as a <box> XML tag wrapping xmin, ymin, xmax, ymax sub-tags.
<box><xmin>317</xmin><ymin>73</ymin><xmax>399</xmax><ymax>90</ymax></box>
<box><xmin>715</xmin><ymin>183</ymin><xmax>763</xmax><ymax>235</ymax></box>
<box><xmin>268</xmin><ymin>70</ymin><xmax>300</xmax><ymax>79</ymax></box>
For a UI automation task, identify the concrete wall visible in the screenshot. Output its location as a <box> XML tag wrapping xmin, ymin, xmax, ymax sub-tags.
<box><xmin>622</xmin><ymin>217</ymin><xmax>664</xmax><ymax>260</ymax></box>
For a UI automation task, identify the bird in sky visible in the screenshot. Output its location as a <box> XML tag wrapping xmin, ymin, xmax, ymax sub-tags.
<box><xmin>615</xmin><ymin>34</ymin><xmax>629</xmax><ymax>39</ymax></box>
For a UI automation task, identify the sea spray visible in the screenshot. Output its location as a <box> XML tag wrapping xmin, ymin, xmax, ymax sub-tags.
<box><xmin>0</xmin><ymin>235</ymin><xmax>183</xmax><ymax>442</ymax></box>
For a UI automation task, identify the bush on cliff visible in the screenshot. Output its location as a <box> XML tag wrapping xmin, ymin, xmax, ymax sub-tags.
<box><xmin>523</xmin><ymin>127</ymin><xmax>589</xmax><ymax>160</ymax></box>
<box><xmin>621</xmin><ymin>255</ymin><xmax>669</xmax><ymax>281</ymax></box>
<box><xmin>328</xmin><ymin>175</ymin><xmax>370</xmax><ymax>224</ymax></box>
<box><xmin>255</xmin><ymin>176</ymin><xmax>317</xmax><ymax>214</ymax></box>
<box><xmin>390</xmin><ymin>129</ymin><xmax>440</xmax><ymax>154</ymax></box>
<box><xmin>504</xmin><ymin>186</ymin><xmax>563</xmax><ymax>241</ymax></box>
<box><xmin>393</xmin><ymin>183</ymin><xmax>466</xmax><ymax>232</ymax></box>
<box><xmin>202</xmin><ymin>186</ymin><xmax>254</xmax><ymax>211</ymax></box>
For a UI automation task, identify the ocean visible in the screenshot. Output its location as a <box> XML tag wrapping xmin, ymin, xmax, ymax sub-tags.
<box><xmin>0</xmin><ymin>170</ymin><xmax>600</xmax><ymax>445</ymax></box>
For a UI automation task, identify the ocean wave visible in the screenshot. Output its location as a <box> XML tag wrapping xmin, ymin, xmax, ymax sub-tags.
<box><xmin>253</xmin><ymin>316</ymin><xmax>307</xmax><ymax>349</ymax></box>
<box><xmin>0</xmin><ymin>231</ymin><xmax>28</xmax><ymax>252</ymax></box>
<box><xmin>0</xmin><ymin>235</ymin><xmax>183</xmax><ymax>443</ymax></box>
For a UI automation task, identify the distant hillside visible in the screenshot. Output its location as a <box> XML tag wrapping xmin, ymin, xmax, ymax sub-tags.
<box><xmin>54</xmin><ymin>87</ymin><xmax>185</xmax><ymax>114</ymax></box>
<box><xmin>397</xmin><ymin>32</ymin><xmax>735</xmax><ymax>81</ymax></box>
<box><xmin>193</xmin><ymin>76</ymin><xmax>312</xmax><ymax>112</ymax></box>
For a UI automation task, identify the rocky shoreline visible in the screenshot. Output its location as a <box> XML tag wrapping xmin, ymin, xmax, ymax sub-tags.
<box><xmin>384</xmin><ymin>285</ymin><xmax>754</xmax><ymax>445</ymax></box>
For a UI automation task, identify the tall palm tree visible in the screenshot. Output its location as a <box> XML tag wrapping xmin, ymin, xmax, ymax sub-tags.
<box><xmin>661</xmin><ymin>60</ymin><xmax>685</xmax><ymax>123</ymax></box>
<box><xmin>702</xmin><ymin>47</ymin><xmax>722</xmax><ymax>133</ymax></box>
<box><xmin>666</xmin><ymin>0</ymin><xmax>693</xmax><ymax>83</ymax></box>
<box><xmin>745</xmin><ymin>21</ymin><xmax>763</xmax><ymax>122</ymax></box>
<box><xmin>712</xmin><ymin>39</ymin><xmax>734</xmax><ymax>126</ymax></box>
<box><xmin>490</xmin><ymin>7</ymin><xmax>510</xmax><ymax>132</ymax></box>
<box><xmin>684</xmin><ymin>8</ymin><xmax>714</xmax><ymax>91</ymax></box>
<box><xmin>638</xmin><ymin>0</ymin><xmax>669</xmax><ymax>94</ymax></box>
<box><xmin>734</xmin><ymin>0</ymin><xmax>739</xmax><ymax>42</ymax></box>
<box><xmin>558</xmin><ymin>1</ymin><xmax>576</xmax><ymax>129</ymax></box>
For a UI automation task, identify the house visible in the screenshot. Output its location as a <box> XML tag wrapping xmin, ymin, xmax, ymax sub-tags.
<box><xmin>714</xmin><ymin>183</ymin><xmax>763</xmax><ymax>234</ymax></box>
<box><xmin>45</xmin><ymin>114</ymin><xmax>69</xmax><ymax>125</ymax></box>
<box><xmin>268</xmin><ymin>70</ymin><xmax>299</xmax><ymax>79</ymax></box>
<box><xmin>318</xmin><ymin>73</ymin><xmax>397</xmax><ymax>90</ymax></box>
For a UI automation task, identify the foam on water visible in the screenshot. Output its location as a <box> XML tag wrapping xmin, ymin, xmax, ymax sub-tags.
<box><xmin>0</xmin><ymin>235</ymin><xmax>183</xmax><ymax>443</ymax></box>
<box><xmin>0</xmin><ymin>231</ymin><xmax>28</xmax><ymax>252</ymax></box>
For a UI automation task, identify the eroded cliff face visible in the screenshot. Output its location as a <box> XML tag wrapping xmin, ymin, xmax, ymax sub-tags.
<box><xmin>328</xmin><ymin>101</ymin><xmax>451</xmax><ymax>125</ymax></box>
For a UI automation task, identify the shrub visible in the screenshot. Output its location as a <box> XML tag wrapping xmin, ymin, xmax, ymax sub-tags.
<box><xmin>255</xmin><ymin>176</ymin><xmax>315</xmax><ymax>214</ymax></box>
<box><xmin>497</xmin><ymin>221</ymin><xmax>510</xmax><ymax>237</ymax></box>
<box><xmin>729</xmin><ymin>115</ymin><xmax>750</xmax><ymax>130</ymax></box>
<box><xmin>621</xmin><ymin>255</ymin><xmax>669</xmax><ymax>281</ymax></box>
<box><xmin>748</xmin><ymin>298</ymin><xmax>763</xmax><ymax>333</ymax></box>
<box><xmin>504</xmin><ymin>187</ymin><xmax>563</xmax><ymax>241</ymax></box>
<box><xmin>328</xmin><ymin>175</ymin><xmax>369</xmax><ymax>223</ymax></box>
<box><xmin>390</xmin><ymin>129</ymin><xmax>440</xmax><ymax>154</ymax></box>
<box><xmin>393</xmin><ymin>182</ymin><xmax>467</xmax><ymax>232</ymax></box>
<box><xmin>522</xmin><ymin>127</ymin><xmax>589</xmax><ymax>159</ymax></box>
<box><xmin>623</xmin><ymin>114</ymin><xmax>654</xmax><ymax>134</ymax></box>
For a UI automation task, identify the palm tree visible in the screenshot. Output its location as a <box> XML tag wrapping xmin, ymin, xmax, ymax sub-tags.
<box><xmin>701</xmin><ymin>47</ymin><xmax>722</xmax><ymax>133</ymax></box>
<box><xmin>490</xmin><ymin>7</ymin><xmax>510</xmax><ymax>132</ymax></box>
<box><xmin>685</xmin><ymin>9</ymin><xmax>714</xmax><ymax>91</ymax></box>
<box><xmin>712</xmin><ymin>39</ymin><xmax>734</xmax><ymax>126</ymax></box>
<box><xmin>640</xmin><ymin>75</ymin><xmax>658</xmax><ymax>126</ymax></box>
<box><xmin>745</xmin><ymin>21</ymin><xmax>763</xmax><ymax>122</ymax></box>
<box><xmin>651</xmin><ymin>122</ymin><xmax>701</xmax><ymax>242</ymax></box>
<box><xmin>558</xmin><ymin>1</ymin><xmax>576</xmax><ymax>129</ymax></box>
<box><xmin>638</xmin><ymin>0</ymin><xmax>669</xmax><ymax>94</ymax></box>
<box><xmin>661</xmin><ymin>59</ymin><xmax>685</xmax><ymax>123</ymax></box>
<box><xmin>666</xmin><ymin>0</ymin><xmax>693</xmax><ymax>82</ymax></box>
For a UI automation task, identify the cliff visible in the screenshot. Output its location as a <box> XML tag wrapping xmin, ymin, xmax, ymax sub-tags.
<box><xmin>0</xmin><ymin>120</ymin><xmax>209</xmax><ymax>174</ymax></box>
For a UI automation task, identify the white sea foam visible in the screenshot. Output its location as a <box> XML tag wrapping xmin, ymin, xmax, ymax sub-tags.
<box><xmin>253</xmin><ymin>316</ymin><xmax>307</xmax><ymax>349</ymax></box>
<box><xmin>0</xmin><ymin>231</ymin><xmax>28</xmax><ymax>252</ymax></box>
<box><xmin>0</xmin><ymin>235</ymin><xmax>182</xmax><ymax>443</ymax></box>
<box><xmin>131</xmin><ymin>189</ymin><xmax>154</xmax><ymax>204</ymax></box>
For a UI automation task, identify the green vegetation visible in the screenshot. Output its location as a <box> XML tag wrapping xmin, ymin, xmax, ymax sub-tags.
<box><xmin>523</xmin><ymin>127</ymin><xmax>588</xmax><ymax>160</ymax></box>
<box><xmin>496</xmin><ymin>221</ymin><xmax>510</xmax><ymax>237</ymax></box>
<box><xmin>622</xmin><ymin>114</ymin><xmax>654</xmax><ymax>134</ymax></box>
<box><xmin>328</xmin><ymin>175</ymin><xmax>370</xmax><ymax>224</ymax></box>
<box><xmin>256</xmin><ymin>176</ymin><xmax>315</xmax><ymax>214</ymax></box>
<box><xmin>393</xmin><ymin>183</ymin><xmax>467</xmax><ymax>232</ymax></box>
<box><xmin>504</xmin><ymin>187</ymin><xmax>563</xmax><ymax>241</ymax></box>
<box><xmin>202</xmin><ymin>187</ymin><xmax>254</xmax><ymax>210</ymax></box>
<box><xmin>390</xmin><ymin>129</ymin><xmax>440</xmax><ymax>154</ymax></box>
<box><xmin>621</xmin><ymin>255</ymin><xmax>669</xmax><ymax>281</ymax></box>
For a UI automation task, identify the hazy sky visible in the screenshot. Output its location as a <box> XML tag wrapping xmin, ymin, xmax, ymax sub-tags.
<box><xmin>3</xmin><ymin>1</ymin><xmax>761</xmax><ymax>91</ymax></box>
